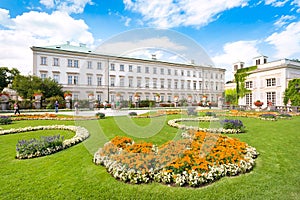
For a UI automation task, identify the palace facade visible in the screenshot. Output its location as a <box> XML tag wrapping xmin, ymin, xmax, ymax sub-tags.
<box><xmin>228</xmin><ymin>55</ymin><xmax>300</xmax><ymax>108</ymax></box>
<box><xmin>31</xmin><ymin>42</ymin><xmax>225</xmax><ymax>104</ymax></box>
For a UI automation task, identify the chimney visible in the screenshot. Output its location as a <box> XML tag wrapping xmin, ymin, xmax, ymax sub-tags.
<box><xmin>152</xmin><ymin>54</ymin><xmax>156</xmax><ymax>60</ymax></box>
<box><xmin>253</xmin><ymin>55</ymin><xmax>268</xmax><ymax>66</ymax></box>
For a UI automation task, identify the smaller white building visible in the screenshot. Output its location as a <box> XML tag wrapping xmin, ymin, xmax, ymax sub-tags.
<box><xmin>228</xmin><ymin>55</ymin><xmax>300</xmax><ymax>108</ymax></box>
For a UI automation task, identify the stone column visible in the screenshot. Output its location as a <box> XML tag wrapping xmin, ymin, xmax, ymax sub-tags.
<box><xmin>0</xmin><ymin>94</ymin><xmax>9</xmax><ymax>110</ymax></box>
<box><xmin>65</xmin><ymin>95</ymin><xmax>72</xmax><ymax>109</ymax></box>
<box><xmin>34</xmin><ymin>94</ymin><xmax>42</xmax><ymax>109</ymax></box>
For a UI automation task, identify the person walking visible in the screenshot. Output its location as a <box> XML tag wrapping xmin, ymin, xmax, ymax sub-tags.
<box><xmin>14</xmin><ymin>102</ymin><xmax>20</xmax><ymax>115</ymax></box>
<box><xmin>54</xmin><ymin>101</ymin><xmax>59</xmax><ymax>113</ymax></box>
<box><xmin>74</xmin><ymin>101</ymin><xmax>79</xmax><ymax>114</ymax></box>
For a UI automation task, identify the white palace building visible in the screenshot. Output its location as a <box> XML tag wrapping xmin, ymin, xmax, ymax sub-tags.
<box><xmin>227</xmin><ymin>55</ymin><xmax>300</xmax><ymax>108</ymax></box>
<box><xmin>31</xmin><ymin>42</ymin><xmax>225</xmax><ymax>104</ymax></box>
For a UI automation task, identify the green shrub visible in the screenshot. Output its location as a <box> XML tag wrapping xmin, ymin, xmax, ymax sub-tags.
<box><xmin>0</xmin><ymin>116</ymin><xmax>12</xmax><ymax>125</ymax></box>
<box><xmin>96</xmin><ymin>112</ymin><xmax>105</xmax><ymax>119</ymax></box>
<box><xmin>187</xmin><ymin>107</ymin><xmax>197</xmax><ymax>116</ymax></box>
<box><xmin>128</xmin><ymin>112</ymin><xmax>137</xmax><ymax>116</ymax></box>
<box><xmin>278</xmin><ymin>113</ymin><xmax>292</xmax><ymax>118</ymax></box>
<box><xmin>260</xmin><ymin>114</ymin><xmax>276</xmax><ymax>119</ymax></box>
<box><xmin>205</xmin><ymin>112</ymin><xmax>216</xmax><ymax>117</ymax></box>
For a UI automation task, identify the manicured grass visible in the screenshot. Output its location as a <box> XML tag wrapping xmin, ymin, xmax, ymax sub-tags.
<box><xmin>0</xmin><ymin>115</ymin><xmax>299</xmax><ymax>199</ymax></box>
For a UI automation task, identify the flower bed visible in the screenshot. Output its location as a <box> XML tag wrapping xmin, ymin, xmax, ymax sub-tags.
<box><xmin>10</xmin><ymin>113</ymin><xmax>97</xmax><ymax>121</ymax></box>
<box><xmin>93</xmin><ymin>132</ymin><xmax>258</xmax><ymax>187</ymax></box>
<box><xmin>259</xmin><ymin>114</ymin><xmax>277</xmax><ymax>121</ymax></box>
<box><xmin>157</xmin><ymin>109</ymin><xmax>183</xmax><ymax>115</ymax></box>
<box><xmin>0</xmin><ymin>125</ymin><xmax>89</xmax><ymax>159</ymax></box>
<box><xmin>220</xmin><ymin>119</ymin><xmax>245</xmax><ymax>132</ymax></box>
<box><xmin>130</xmin><ymin>113</ymin><xmax>166</xmax><ymax>118</ymax></box>
<box><xmin>16</xmin><ymin>134</ymin><xmax>64</xmax><ymax>159</ymax></box>
<box><xmin>168</xmin><ymin>117</ymin><xmax>245</xmax><ymax>134</ymax></box>
<box><xmin>0</xmin><ymin>116</ymin><xmax>12</xmax><ymax>125</ymax></box>
<box><xmin>278</xmin><ymin>113</ymin><xmax>292</xmax><ymax>119</ymax></box>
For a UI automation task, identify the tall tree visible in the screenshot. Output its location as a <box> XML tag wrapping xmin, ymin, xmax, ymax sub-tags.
<box><xmin>284</xmin><ymin>78</ymin><xmax>300</xmax><ymax>106</ymax></box>
<box><xmin>225</xmin><ymin>88</ymin><xmax>238</xmax><ymax>105</ymax></box>
<box><xmin>0</xmin><ymin>67</ymin><xmax>20</xmax><ymax>91</ymax></box>
<box><xmin>12</xmin><ymin>75</ymin><xmax>63</xmax><ymax>99</ymax></box>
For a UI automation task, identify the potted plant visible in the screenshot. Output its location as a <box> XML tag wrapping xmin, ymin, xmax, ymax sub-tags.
<box><xmin>64</xmin><ymin>91</ymin><xmax>72</xmax><ymax>98</ymax></box>
<box><xmin>88</xmin><ymin>92</ymin><xmax>94</xmax><ymax>102</ymax></box>
<box><xmin>33</xmin><ymin>90</ymin><xmax>43</xmax><ymax>100</ymax></box>
<box><xmin>187</xmin><ymin>95</ymin><xmax>192</xmax><ymax>103</ymax></box>
<box><xmin>254</xmin><ymin>100</ymin><xmax>263</xmax><ymax>107</ymax></box>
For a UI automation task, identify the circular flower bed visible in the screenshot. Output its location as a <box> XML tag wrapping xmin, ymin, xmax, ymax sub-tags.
<box><xmin>0</xmin><ymin>125</ymin><xmax>89</xmax><ymax>159</ymax></box>
<box><xmin>168</xmin><ymin>117</ymin><xmax>245</xmax><ymax>134</ymax></box>
<box><xmin>93</xmin><ymin>131</ymin><xmax>259</xmax><ymax>187</ymax></box>
<box><xmin>259</xmin><ymin>114</ymin><xmax>277</xmax><ymax>121</ymax></box>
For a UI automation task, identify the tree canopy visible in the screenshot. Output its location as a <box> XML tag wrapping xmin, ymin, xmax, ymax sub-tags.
<box><xmin>12</xmin><ymin>75</ymin><xmax>64</xmax><ymax>99</ymax></box>
<box><xmin>0</xmin><ymin>67</ymin><xmax>20</xmax><ymax>91</ymax></box>
<box><xmin>284</xmin><ymin>78</ymin><xmax>300</xmax><ymax>106</ymax></box>
<box><xmin>225</xmin><ymin>88</ymin><xmax>238</xmax><ymax>105</ymax></box>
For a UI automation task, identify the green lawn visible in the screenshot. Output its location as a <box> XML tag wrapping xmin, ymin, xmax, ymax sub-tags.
<box><xmin>0</xmin><ymin>115</ymin><xmax>299</xmax><ymax>199</ymax></box>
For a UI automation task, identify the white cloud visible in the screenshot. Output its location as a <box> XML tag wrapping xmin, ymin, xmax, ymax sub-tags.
<box><xmin>291</xmin><ymin>0</ymin><xmax>300</xmax><ymax>12</ymax></box>
<box><xmin>40</xmin><ymin>0</ymin><xmax>93</xmax><ymax>14</ymax></box>
<box><xmin>13</xmin><ymin>11</ymin><xmax>94</xmax><ymax>44</ymax></box>
<box><xmin>0</xmin><ymin>9</ymin><xmax>94</xmax><ymax>74</ymax></box>
<box><xmin>292</xmin><ymin>0</ymin><xmax>300</xmax><ymax>6</ymax></box>
<box><xmin>274</xmin><ymin>15</ymin><xmax>296</xmax><ymax>27</ymax></box>
<box><xmin>265</xmin><ymin>0</ymin><xmax>289</xmax><ymax>7</ymax></box>
<box><xmin>123</xmin><ymin>17</ymin><xmax>131</xmax><ymax>27</ymax></box>
<box><xmin>123</xmin><ymin>0</ymin><xmax>249</xmax><ymax>28</ymax></box>
<box><xmin>40</xmin><ymin>0</ymin><xmax>55</xmax><ymax>8</ymax></box>
<box><xmin>212</xmin><ymin>40</ymin><xmax>260</xmax><ymax>81</ymax></box>
<box><xmin>265</xmin><ymin>21</ymin><xmax>300</xmax><ymax>59</ymax></box>
<box><xmin>0</xmin><ymin>8</ymin><xmax>14</xmax><ymax>28</ymax></box>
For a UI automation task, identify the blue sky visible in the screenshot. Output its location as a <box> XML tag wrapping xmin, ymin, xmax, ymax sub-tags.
<box><xmin>0</xmin><ymin>0</ymin><xmax>299</xmax><ymax>81</ymax></box>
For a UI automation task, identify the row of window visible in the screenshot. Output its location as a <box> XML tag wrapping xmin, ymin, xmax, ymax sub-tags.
<box><xmin>92</xmin><ymin>76</ymin><xmax>220</xmax><ymax>90</ymax></box>
<box><xmin>110</xmin><ymin>63</ymin><xmax>222</xmax><ymax>78</ymax></box>
<box><xmin>41</xmin><ymin>57</ymin><xmax>103</xmax><ymax>69</ymax></box>
<box><xmin>245</xmin><ymin>78</ymin><xmax>277</xmax><ymax>89</ymax></box>
<box><xmin>40</xmin><ymin>56</ymin><xmax>223</xmax><ymax>79</ymax></box>
<box><xmin>43</xmin><ymin>73</ymin><xmax>221</xmax><ymax>91</ymax></box>
<box><xmin>245</xmin><ymin>91</ymin><xmax>276</xmax><ymax>106</ymax></box>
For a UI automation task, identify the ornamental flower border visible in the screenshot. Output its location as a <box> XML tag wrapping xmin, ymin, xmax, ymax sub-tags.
<box><xmin>0</xmin><ymin>125</ymin><xmax>89</xmax><ymax>159</ymax></box>
<box><xmin>93</xmin><ymin>133</ymin><xmax>259</xmax><ymax>187</ymax></box>
<box><xmin>10</xmin><ymin>114</ymin><xmax>97</xmax><ymax>121</ymax></box>
<box><xmin>168</xmin><ymin>117</ymin><xmax>244</xmax><ymax>134</ymax></box>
